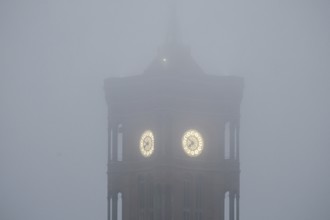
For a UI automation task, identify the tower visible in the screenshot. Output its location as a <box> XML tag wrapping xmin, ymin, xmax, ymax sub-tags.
<box><xmin>104</xmin><ymin>8</ymin><xmax>244</xmax><ymax>220</ymax></box>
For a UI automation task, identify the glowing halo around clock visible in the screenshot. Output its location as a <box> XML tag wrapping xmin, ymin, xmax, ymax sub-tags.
<box><xmin>182</xmin><ymin>129</ymin><xmax>204</xmax><ymax>157</ymax></box>
<box><xmin>139</xmin><ymin>130</ymin><xmax>155</xmax><ymax>157</ymax></box>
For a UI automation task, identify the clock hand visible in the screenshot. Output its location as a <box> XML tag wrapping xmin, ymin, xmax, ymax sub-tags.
<box><xmin>187</xmin><ymin>138</ymin><xmax>194</xmax><ymax>148</ymax></box>
<box><xmin>143</xmin><ymin>140</ymin><xmax>148</xmax><ymax>148</ymax></box>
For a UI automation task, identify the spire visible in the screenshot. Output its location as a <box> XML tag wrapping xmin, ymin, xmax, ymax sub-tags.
<box><xmin>166</xmin><ymin>0</ymin><xmax>180</xmax><ymax>44</ymax></box>
<box><xmin>143</xmin><ymin>0</ymin><xmax>204</xmax><ymax>76</ymax></box>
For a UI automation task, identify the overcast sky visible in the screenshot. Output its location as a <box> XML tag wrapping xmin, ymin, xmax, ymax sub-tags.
<box><xmin>1</xmin><ymin>0</ymin><xmax>330</xmax><ymax>220</ymax></box>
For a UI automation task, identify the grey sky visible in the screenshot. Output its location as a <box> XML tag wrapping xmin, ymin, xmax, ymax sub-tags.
<box><xmin>1</xmin><ymin>0</ymin><xmax>329</xmax><ymax>220</ymax></box>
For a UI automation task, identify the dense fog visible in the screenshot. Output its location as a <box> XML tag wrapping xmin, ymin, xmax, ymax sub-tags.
<box><xmin>1</xmin><ymin>0</ymin><xmax>329</xmax><ymax>220</ymax></box>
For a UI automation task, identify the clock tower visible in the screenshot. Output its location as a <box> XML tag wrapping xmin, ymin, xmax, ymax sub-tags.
<box><xmin>104</xmin><ymin>8</ymin><xmax>244</xmax><ymax>220</ymax></box>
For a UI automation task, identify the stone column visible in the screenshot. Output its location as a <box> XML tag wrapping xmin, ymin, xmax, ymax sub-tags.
<box><xmin>108</xmin><ymin>122</ymin><xmax>112</xmax><ymax>162</ymax></box>
<box><xmin>236</xmin><ymin>122</ymin><xmax>240</xmax><ymax>161</ymax></box>
<box><xmin>112</xmin><ymin>123</ymin><xmax>118</xmax><ymax>161</ymax></box>
<box><xmin>229</xmin><ymin>123</ymin><xmax>235</xmax><ymax>160</ymax></box>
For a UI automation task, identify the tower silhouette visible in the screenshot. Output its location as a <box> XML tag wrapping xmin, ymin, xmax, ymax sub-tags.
<box><xmin>104</xmin><ymin>4</ymin><xmax>243</xmax><ymax>220</ymax></box>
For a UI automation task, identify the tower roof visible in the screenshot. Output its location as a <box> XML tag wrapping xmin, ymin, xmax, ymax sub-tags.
<box><xmin>143</xmin><ymin>0</ymin><xmax>204</xmax><ymax>76</ymax></box>
<box><xmin>143</xmin><ymin>42</ymin><xmax>204</xmax><ymax>76</ymax></box>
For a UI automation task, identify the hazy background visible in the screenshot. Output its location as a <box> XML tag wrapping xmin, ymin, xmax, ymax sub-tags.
<box><xmin>1</xmin><ymin>0</ymin><xmax>329</xmax><ymax>220</ymax></box>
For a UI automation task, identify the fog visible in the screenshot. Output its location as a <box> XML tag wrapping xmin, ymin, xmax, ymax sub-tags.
<box><xmin>1</xmin><ymin>0</ymin><xmax>329</xmax><ymax>220</ymax></box>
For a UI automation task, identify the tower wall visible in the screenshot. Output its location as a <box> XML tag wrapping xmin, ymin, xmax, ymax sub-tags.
<box><xmin>105</xmin><ymin>63</ymin><xmax>243</xmax><ymax>220</ymax></box>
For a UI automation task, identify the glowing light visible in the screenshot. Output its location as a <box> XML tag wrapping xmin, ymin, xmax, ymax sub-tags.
<box><xmin>139</xmin><ymin>130</ymin><xmax>155</xmax><ymax>157</ymax></box>
<box><xmin>182</xmin><ymin>129</ymin><xmax>204</xmax><ymax>157</ymax></box>
<box><xmin>162</xmin><ymin>58</ymin><xmax>167</xmax><ymax>63</ymax></box>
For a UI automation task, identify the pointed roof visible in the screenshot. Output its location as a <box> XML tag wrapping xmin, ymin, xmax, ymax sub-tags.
<box><xmin>143</xmin><ymin>0</ymin><xmax>204</xmax><ymax>76</ymax></box>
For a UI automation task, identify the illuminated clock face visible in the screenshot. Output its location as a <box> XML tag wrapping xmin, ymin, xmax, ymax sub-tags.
<box><xmin>139</xmin><ymin>130</ymin><xmax>154</xmax><ymax>157</ymax></box>
<box><xmin>182</xmin><ymin>129</ymin><xmax>204</xmax><ymax>157</ymax></box>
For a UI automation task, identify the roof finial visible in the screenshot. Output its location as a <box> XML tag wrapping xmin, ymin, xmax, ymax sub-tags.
<box><xmin>166</xmin><ymin>0</ymin><xmax>180</xmax><ymax>44</ymax></box>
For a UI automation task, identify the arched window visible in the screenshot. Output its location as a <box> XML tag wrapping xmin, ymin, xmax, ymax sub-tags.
<box><xmin>224</xmin><ymin>192</ymin><xmax>229</xmax><ymax>220</ymax></box>
<box><xmin>224</xmin><ymin>122</ymin><xmax>230</xmax><ymax>159</ymax></box>
<box><xmin>117</xmin><ymin>124</ymin><xmax>123</xmax><ymax>161</ymax></box>
<box><xmin>109</xmin><ymin>197</ymin><xmax>112</xmax><ymax>220</ymax></box>
<box><xmin>109</xmin><ymin>129</ymin><xmax>113</xmax><ymax>161</ymax></box>
<box><xmin>118</xmin><ymin>192</ymin><xmax>122</xmax><ymax>220</ymax></box>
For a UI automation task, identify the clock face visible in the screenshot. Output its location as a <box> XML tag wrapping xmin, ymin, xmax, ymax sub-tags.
<box><xmin>182</xmin><ymin>129</ymin><xmax>204</xmax><ymax>157</ymax></box>
<box><xmin>139</xmin><ymin>130</ymin><xmax>154</xmax><ymax>157</ymax></box>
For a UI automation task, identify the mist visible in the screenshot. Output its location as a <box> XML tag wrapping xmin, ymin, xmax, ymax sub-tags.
<box><xmin>1</xmin><ymin>0</ymin><xmax>329</xmax><ymax>220</ymax></box>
